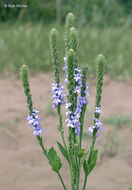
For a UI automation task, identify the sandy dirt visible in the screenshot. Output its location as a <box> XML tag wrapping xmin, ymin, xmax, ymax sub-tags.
<box><xmin>0</xmin><ymin>73</ymin><xmax>132</xmax><ymax>190</ymax></box>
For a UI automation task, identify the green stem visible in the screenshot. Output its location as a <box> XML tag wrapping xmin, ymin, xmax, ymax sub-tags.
<box><xmin>70</xmin><ymin>165</ymin><xmax>74</xmax><ymax>190</ymax></box>
<box><xmin>77</xmin><ymin>169</ymin><xmax>80</xmax><ymax>190</ymax></box>
<box><xmin>83</xmin><ymin>175</ymin><xmax>88</xmax><ymax>190</ymax></box>
<box><xmin>57</xmin><ymin>105</ymin><xmax>67</xmax><ymax>150</ymax></box>
<box><xmin>57</xmin><ymin>172</ymin><xmax>67</xmax><ymax>190</ymax></box>
<box><xmin>37</xmin><ymin>136</ymin><xmax>47</xmax><ymax>157</ymax></box>
<box><xmin>69</xmin><ymin>161</ymin><xmax>76</xmax><ymax>190</ymax></box>
<box><xmin>79</xmin><ymin>111</ymin><xmax>85</xmax><ymax>150</ymax></box>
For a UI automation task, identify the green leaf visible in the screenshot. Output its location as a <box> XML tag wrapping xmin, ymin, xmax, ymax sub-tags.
<box><xmin>89</xmin><ymin>149</ymin><xmax>98</xmax><ymax>172</ymax></box>
<box><xmin>83</xmin><ymin>160</ymin><xmax>89</xmax><ymax>175</ymax></box>
<box><xmin>128</xmin><ymin>188</ymin><xmax>132</xmax><ymax>190</ymax></box>
<box><xmin>57</xmin><ymin>142</ymin><xmax>69</xmax><ymax>162</ymax></box>
<box><xmin>48</xmin><ymin>147</ymin><xmax>62</xmax><ymax>173</ymax></box>
<box><xmin>83</xmin><ymin>149</ymin><xmax>98</xmax><ymax>176</ymax></box>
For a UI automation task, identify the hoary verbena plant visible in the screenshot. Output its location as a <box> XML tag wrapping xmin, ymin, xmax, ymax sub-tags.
<box><xmin>21</xmin><ymin>13</ymin><xmax>105</xmax><ymax>190</ymax></box>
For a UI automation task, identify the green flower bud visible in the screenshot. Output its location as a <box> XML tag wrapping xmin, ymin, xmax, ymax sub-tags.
<box><xmin>50</xmin><ymin>28</ymin><xmax>60</xmax><ymax>84</ymax></box>
<box><xmin>21</xmin><ymin>65</ymin><xmax>33</xmax><ymax>114</ymax></box>
<box><xmin>95</xmin><ymin>54</ymin><xmax>105</xmax><ymax>109</ymax></box>
<box><xmin>67</xmin><ymin>49</ymin><xmax>76</xmax><ymax>150</ymax></box>
<box><xmin>70</xmin><ymin>27</ymin><xmax>78</xmax><ymax>68</ymax></box>
<box><xmin>65</xmin><ymin>13</ymin><xmax>75</xmax><ymax>54</ymax></box>
<box><xmin>67</xmin><ymin>49</ymin><xmax>75</xmax><ymax>105</ymax></box>
<box><xmin>70</xmin><ymin>27</ymin><xmax>78</xmax><ymax>53</ymax></box>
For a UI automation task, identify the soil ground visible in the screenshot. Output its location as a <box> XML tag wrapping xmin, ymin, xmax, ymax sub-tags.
<box><xmin>0</xmin><ymin>73</ymin><xmax>132</xmax><ymax>190</ymax></box>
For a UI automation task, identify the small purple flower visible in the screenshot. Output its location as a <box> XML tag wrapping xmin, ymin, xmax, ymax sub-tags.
<box><xmin>75</xmin><ymin>67</ymin><xmax>82</xmax><ymax>73</ymax></box>
<box><xmin>64</xmin><ymin>75</ymin><xmax>68</xmax><ymax>84</ymax></box>
<box><xmin>64</xmin><ymin>56</ymin><xmax>67</xmax><ymax>64</ymax></box>
<box><xmin>52</xmin><ymin>82</ymin><xmax>65</xmax><ymax>109</ymax></box>
<box><xmin>88</xmin><ymin>125</ymin><xmax>96</xmax><ymax>133</ymax></box>
<box><xmin>74</xmin><ymin>86</ymin><xmax>80</xmax><ymax>94</ymax></box>
<box><xmin>27</xmin><ymin>109</ymin><xmax>43</xmax><ymax>136</ymax></box>
<box><xmin>63</xmin><ymin>56</ymin><xmax>67</xmax><ymax>71</ymax></box>
<box><xmin>65</xmin><ymin>103</ymin><xmax>72</xmax><ymax>109</ymax></box>
<box><xmin>78</xmin><ymin>95</ymin><xmax>88</xmax><ymax>106</ymax></box>
<box><xmin>76</xmin><ymin>104</ymin><xmax>82</xmax><ymax>113</ymax></box>
<box><xmin>84</xmin><ymin>90</ymin><xmax>89</xmax><ymax>97</ymax></box>
<box><xmin>95</xmin><ymin>107</ymin><xmax>101</xmax><ymax>114</ymax></box>
<box><xmin>95</xmin><ymin>133</ymin><xmax>100</xmax><ymax>138</ymax></box>
<box><xmin>95</xmin><ymin>120</ymin><xmax>102</xmax><ymax>128</ymax></box>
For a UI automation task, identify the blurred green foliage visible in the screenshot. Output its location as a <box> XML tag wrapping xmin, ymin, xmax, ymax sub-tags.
<box><xmin>0</xmin><ymin>0</ymin><xmax>132</xmax><ymax>78</ymax></box>
<box><xmin>0</xmin><ymin>22</ymin><xmax>132</xmax><ymax>79</ymax></box>
<box><xmin>0</xmin><ymin>0</ymin><xmax>132</xmax><ymax>26</ymax></box>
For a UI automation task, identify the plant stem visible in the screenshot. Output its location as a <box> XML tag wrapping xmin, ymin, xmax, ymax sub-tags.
<box><xmin>77</xmin><ymin>170</ymin><xmax>80</xmax><ymax>190</ymax></box>
<box><xmin>83</xmin><ymin>175</ymin><xmax>88</xmax><ymax>190</ymax></box>
<box><xmin>57</xmin><ymin>172</ymin><xmax>67</xmax><ymax>190</ymax></box>
<box><xmin>57</xmin><ymin>105</ymin><xmax>67</xmax><ymax>150</ymax></box>
<box><xmin>37</xmin><ymin>136</ymin><xmax>67</xmax><ymax>190</ymax></box>
<box><xmin>69</xmin><ymin>165</ymin><xmax>74</xmax><ymax>190</ymax></box>
<box><xmin>36</xmin><ymin>136</ymin><xmax>47</xmax><ymax>157</ymax></box>
<box><xmin>79</xmin><ymin>112</ymin><xmax>85</xmax><ymax>149</ymax></box>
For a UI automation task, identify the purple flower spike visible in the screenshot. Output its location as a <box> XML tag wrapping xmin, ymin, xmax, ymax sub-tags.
<box><xmin>88</xmin><ymin>107</ymin><xmax>103</xmax><ymax>137</ymax></box>
<box><xmin>27</xmin><ymin>110</ymin><xmax>43</xmax><ymax>136</ymax></box>
<box><xmin>64</xmin><ymin>64</ymin><xmax>89</xmax><ymax>136</ymax></box>
<box><xmin>52</xmin><ymin>82</ymin><xmax>65</xmax><ymax>109</ymax></box>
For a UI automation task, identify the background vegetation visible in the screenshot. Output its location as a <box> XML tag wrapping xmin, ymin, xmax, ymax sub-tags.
<box><xmin>0</xmin><ymin>0</ymin><xmax>132</xmax><ymax>79</ymax></box>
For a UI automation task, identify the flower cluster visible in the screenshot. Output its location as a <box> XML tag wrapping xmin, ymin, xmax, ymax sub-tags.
<box><xmin>52</xmin><ymin>82</ymin><xmax>65</xmax><ymax>109</ymax></box>
<box><xmin>65</xmin><ymin>103</ymin><xmax>80</xmax><ymax>135</ymax></box>
<box><xmin>62</xmin><ymin>56</ymin><xmax>89</xmax><ymax>135</ymax></box>
<box><xmin>27</xmin><ymin>109</ymin><xmax>43</xmax><ymax>136</ymax></box>
<box><xmin>65</xmin><ymin>68</ymin><xmax>89</xmax><ymax>135</ymax></box>
<box><xmin>88</xmin><ymin>107</ymin><xmax>102</xmax><ymax>137</ymax></box>
<box><xmin>74</xmin><ymin>68</ymin><xmax>89</xmax><ymax>97</ymax></box>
